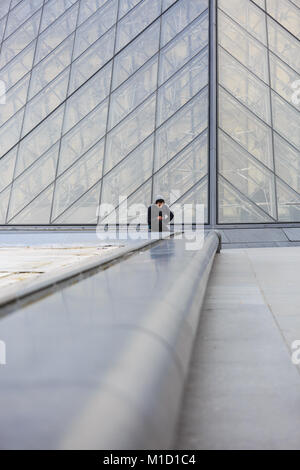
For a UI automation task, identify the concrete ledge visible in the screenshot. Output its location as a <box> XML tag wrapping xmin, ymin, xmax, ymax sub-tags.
<box><xmin>61</xmin><ymin>232</ymin><xmax>220</xmax><ymax>449</ymax></box>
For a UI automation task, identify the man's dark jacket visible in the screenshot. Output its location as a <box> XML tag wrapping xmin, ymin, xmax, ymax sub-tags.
<box><xmin>148</xmin><ymin>204</ymin><xmax>174</xmax><ymax>232</ymax></box>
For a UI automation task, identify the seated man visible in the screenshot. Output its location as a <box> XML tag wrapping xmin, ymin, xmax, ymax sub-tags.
<box><xmin>148</xmin><ymin>195</ymin><xmax>174</xmax><ymax>232</ymax></box>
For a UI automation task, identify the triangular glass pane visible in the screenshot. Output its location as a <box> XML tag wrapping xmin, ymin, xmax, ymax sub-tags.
<box><xmin>171</xmin><ymin>176</ymin><xmax>208</xmax><ymax>224</ymax></box>
<box><xmin>153</xmin><ymin>130</ymin><xmax>208</xmax><ymax>202</ymax></box>
<box><xmin>101</xmin><ymin>136</ymin><xmax>154</xmax><ymax>208</ymax></box>
<box><xmin>157</xmin><ymin>47</ymin><xmax>208</xmax><ymax>126</ymax></box>
<box><xmin>155</xmin><ymin>88</ymin><xmax>208</xmax><ymax>171</ymax></box>
<box><xmin>112</xmin><ymin>20</ymin><xmax>160</xmax><ymax>90</ymax></box>
<box><xmin>219</xmin><ymin>0</ymin><xmax>267</xmax><ymax>44</ymax></box>
<box><xmin>116</xmin><ymin>0</ymin><xmax>161</xmax><ymax>53</ymax></box>
<box><xmin>16</xmin><ymin>105</ymin><xmax>64</xmax><ymax>176</ymax></box>
<box><xmin>159</xmin><ymin>10</ymin><xmax>209</xmax><ymax>85</ymax></box>
<box><xmin>59</xmin><ymin>99</ymin><xmax>108</xmax><ymax>174</ymax></box>
<box><xmin>219</xmin><ymin>88</ymin><xmax>273</xmax><ymax>170</ymax></box>
<box><xmin>219</xmin><ymin>47</ymin><xmax>271</xmax><ymax>125</ymax></box>
<box><xmin>74</xmin><ymin>0</ymin><xmax>118</xmax><ymax>59</ymax></box>
<box><xmin>218</xmin><ymin>176</ymin><xmax>274</xmax><ymax>223</ymax></box>
<box><xmin>274</xmin><ymin>133</ymin><xmax>300</xmax><ymax>194</ymax></box>
<box><xmin>0</xmin><ymin>147</ymin><xmax>17</xmax><ymax>193</ymax></box>
<box><xmin>8</xmin><ymin>143</ymin><xmax>59</xmax><ymax>220</ymax></box>
<box><xmin>8</xmin><ymin>184</ymin><xmax>54</xmax><ymax>225</ymax></box>
<box><xmin>0</xmin><ymin>187</ymin><xmax>10</xmax><ymax>224</ymax></box>
<box><xmin>52</xmin><ymin>139</ymin><xmax>104</xmax><ymax>220</ymax></box>
<box><xmin>5</xmin><ymin>0</ymin><xmax>43</xmax><ymax>38</ymax></box>
<box><xmin>277</xmin><ymin>179</ymin><xmax>300</xmax><ymax>222</ymax></box>
<box><xmin>100</xmin><ymin>180</ymin><xmax>152</xmax><ymax>225</ymax></box>
<box><xmin>219</xmin><ymin>131</ymin><xmax>276</xmax><ymax>218</ymax></box>
<box><xmin>53</xmin><ymin>182</ymin><xmax>101</xmax><ymax>224</ymax></box>
<box><xmin>161</xmin><ymin>0</ymin><xmax>208</xmax><ymax>47</ymax></box>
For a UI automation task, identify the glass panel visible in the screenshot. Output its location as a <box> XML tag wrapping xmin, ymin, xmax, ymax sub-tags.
<box><xmin>0</xmin><ymin>0</ymin><xmax>10</xmax><ymax>21</ymax></box>
<box><xmin>157</xmin><ymin>47</ymin><xmax>208</xmax><ymax>126</ymax></box>
<box><xmin>78</xmin><ymin>0</ymin><xmax>109</xmax><ymax>24</ymax></box>
<box><xmin>272</xmin><ymin>92</ymin><xmax>300</xmax><ymax>150</ymax></box>
<box><xmin>35</xmin><ymin>3</ymin><xmax>78</xmax><ymax>65</ymax></box>
<box><xmin>112</xmin><ymin>20</ymin><xmax>160</xmax><ymax>90</ymax></box>
<box><xmin>23</xmin><ymin>68</ymin><xmax>69</xmax><ymax>136</ymax></box>
<box><xmin>155</xmin><ymin>88</ymin><xmax>208</xmax><ymax>171</ymax></box>
<box><xmin>218</xmin><ymin>11</ymin><xmax>268</xmax><ymax>83</ymax></box>
<box><xmin>69</xmin><ymin>27</ymin><xmax>115</xmax><ymax>93</ymax></box>
<box><xmin>163</xmin><ymin>0</ymin><xmax>177</xmax><ymax>11</ymax></box>
<box><xmin>266</xmin><ymin>0</ymin><xmax>300</xmax><ymax>39</ymax></box>
<box><xmin>8</xmin><ymin>144</ymin><xmax>59</xmax><ymax>220</ymax></box>
<box><xmin>10</xmin><ymin>0</ymin><xmax>23</xmax><ymax>8</ymax></box>
<box><xmin>159</xmin><ymin>10</ymin><xmax>208</xmax><ymax>85</ymax></box>
<box><xmin>0</xmin><ymin>41</ymin><xmax>35</xmax><ymax>92</ymax></box>
<box><xmin>0</xmin><ymin>147</ymin><xmax>17</xmax><ymax>193</ymax></box>
<box><xmin>53</xmin><ymin>182</ymin><xmax>101</xmax><ymax>224</ymax></box>
<box><xmin>5</xmin><ymin>0</ymin><xmax>43</xmax><ymax>38</ymax></box>
<box><xmin>0</xmin><ymin>108</ymin><xmax>24</xmax><ymax>159</ymax></box>
<box><xmin>101</xmin><ymin>136</ymin><xmax>154</xmax><ymax>208</ymax></box>
<box><xmin>64</xmin><ymin>62</ymin><xmax>112</xmax><ymax>134</ymax></box>
<box><xmin>161</xmin><ymin>0</ymin><xmax>208</xmax><ymax>47</ymax></box>
<box><xmin>59</xmin><ymin>101</ymin><xmax>108</xmax><ymax>174</ymax></box>
<box><xmin>109</xmin><ymin>56</ymin><xmax>157</xmax><ymax>130</ymax></box>
<box><xmin>0</xmin><ymin>73</ymin><xmax>30</xmax><ymax>127</ymax></box>
<box><xmin>41</xmin><ymin>0</ymin><xmax>78</xmax><ymax>32</ymax></box>
<box><xmin>29</xmin><ymin>34</ymin><xmax>74</xmax><ymax>99</ymax></box>
<box><xmin>218</xmin><ymin>0</ymin><xmax>267</xmax><ymax>44</ymax></box>
<box><xmin>219</xmin><ymin>48</ymin><xmax>271</xmax><ymax>124</ymax></box>
<box><xmin>252</xmin><ymin>0</ymin><xmax>265</xmax><ymax>9</ymax></box>
<box><xmin>274</xmin><ymin>133</ymin><xmax>300</xmax><ymax>194</ymax></box>
<box><xmin>101</xmin><ymin>179</ymin><xmax>152</xmax><ymax>224</ymax></box>
<box><xmin>52</xmin><ymin>141</ymin><xmax>104</xmax><ymax>220</ymax></box>
<box><xmin>277</xmin><ymin>179</ymin><xmax>300</xmax><ymax>222</ymax></box>
<box><xmin>219</xmin><ymin>88</ymin><xmax>273</xmax><ymax>169</ymax></box>
<box><xmin>16</xmin><ymin>105</ymin><xmax>64</xmax><ymax>176</ymax></box>
<box><xmin>0</xmin><ymin>16</ymin><xmax>6</xmax><ymax>43</ymax></box>
<box><xmin>218</xmin><ymin>176</ymin><xmax>274</xmax><ymax>223</ymax></box>
<box><xmin>291</xmin><ymin>0</ymin><xmax>300</xmax><ymax>7</ymax></box>
<box><xmin>116</xmin><ymin>0</ymin><xmax>161</xmax><ymax>52</ymax></box>
<box><xmin>172</xmin><ymin>176</ymin><xmax>208</xmax><ymax>224</ymax></box>
<box><xmin>119</xmin><ymin>0</ymin><xmax>141</xmax><ymax>18</ymax></box>
<box><xmin>0</xmin><ymin>10</ymin><xmax>41</xmax><ymax>69</ymax></box>
<box><xmin>105</xmin><ymin>94</ymin><xmax>156</xmax><ymax>172</ymax></box>
<box><xmin>0</xmin><ymin>187</ymin><xmax>10</xmax><ymax>224</ymax></box>
<box><xmin>270</xmin><ymin>53</ymin><xmax>300</xmax><ymax>108</ymax></box>
<box><xmin>73</xmin><ymin>0</ymin><xmax>117</xmax><ymax>59</ymax></box>
<box><xmin>268</xmin><ymin>17</ymin><xmax>300</xmax><ymax>74</ymax></box>
<box><xmin>219</xmin><ymin>131</ymin><xmax>276</xmax><ymax>218</ymax></box>
<box><xmin>153</xmin><ymin>131</ymin><xmax>208</xmax><ymax>200</ymax></box>
<box><xmin>9</xmin><ymin>184</ymin><xmax>54</xmax><ymax>224</ymax></box>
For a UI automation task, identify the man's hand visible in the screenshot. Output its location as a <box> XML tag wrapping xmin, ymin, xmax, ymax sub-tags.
<box><xmin>158</xmin><ymin>216</ymin><xmax>163</xmax><ymax>220</ymax></box>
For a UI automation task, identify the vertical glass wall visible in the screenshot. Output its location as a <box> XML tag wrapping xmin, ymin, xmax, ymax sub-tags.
<box><xmin>0</xmin><ymin>0</ymin><xmax>210</xmax><ymax>225</ymax></box>
<box><xmin>217</xmin><ymin>0</ymin><xmax>300</xmax><ymax>223</ymax></box>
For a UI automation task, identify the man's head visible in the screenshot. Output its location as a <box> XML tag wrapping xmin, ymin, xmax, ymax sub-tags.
<box><xmin>155</xmin><ymin>195</ymin><xmax>165</xmax><ymax>208</ymax></box>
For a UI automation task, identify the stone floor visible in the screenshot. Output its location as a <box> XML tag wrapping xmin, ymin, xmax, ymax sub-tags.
<box><xmin>0</xmin><ymin>245</ymin><xmax>118</xmax><ymax>288</ymax></box>
<box><xmin>176</xmin><ymin>246</ymin><xmax>300</xmax><ymax>450</ymax></box>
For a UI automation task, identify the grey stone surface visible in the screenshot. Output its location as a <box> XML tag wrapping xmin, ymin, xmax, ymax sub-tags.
<box><xmin>175</xmin><ymin>247</ymin><xmax>300</xmax><ymax>450</ymax></box>
<box><xmin>221</xmin><ymin>228</ymin><xmax>288</xmax><ymax>244</ymax></box>
<box><xmin>283</xmin><ymin>228</ymin><xmax>300</xmax><ymax>242</ymax></box>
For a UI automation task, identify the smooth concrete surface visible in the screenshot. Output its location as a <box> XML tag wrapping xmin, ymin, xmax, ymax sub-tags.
<box><xmin>176</xmin><ymin>247</ymin><xmax>300</xmax><ymax>450</ymax></box>
<box><xmin>0</xmin><ymin>232</ymin><xmax>219</xmax><ymax>449</ymax></box>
